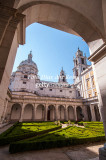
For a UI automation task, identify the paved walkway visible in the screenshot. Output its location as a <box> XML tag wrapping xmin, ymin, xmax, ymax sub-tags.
<box><xmin>0</xmin><ymin>142</ymin><xmax>103</xmax><ymax>160</ymax></box>
<box><xmin>0</xmin><ymin>124</ymin><xmax>13</xmax><ymax>134</ymax></box>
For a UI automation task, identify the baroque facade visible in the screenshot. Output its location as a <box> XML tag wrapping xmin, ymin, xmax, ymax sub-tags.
<box><xmin>1</xmin><ymin>49</ymin><xmax>101</xmax><ymax>123</ymax></box>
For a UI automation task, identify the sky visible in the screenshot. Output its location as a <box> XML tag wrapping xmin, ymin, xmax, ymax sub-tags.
<box><xmin>13</xmin><ymin>22</ymin><xmax>91</xmax><ymax>84</ymax></box>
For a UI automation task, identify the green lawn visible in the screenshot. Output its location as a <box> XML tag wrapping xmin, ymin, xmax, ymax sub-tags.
<box><xmin>9</xmin><ymin>122</ymin><xmax>105</xmax><ymax>153</ymax></box>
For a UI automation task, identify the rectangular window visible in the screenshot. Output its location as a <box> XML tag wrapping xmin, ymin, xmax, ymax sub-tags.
<box><xmin>86</xmin><ymin>79</ymin><xmax>90</xmax><ymax>89</ymax></box>
<box><xmin>69</xmin><ymin>91</ymin><xmax>72</xmax><ymax>93</ymax></box>
<box><xmin>23</xmin><ymin>82</ymin><xmax>26</xmax><ymax>84</ymax></box>
<box><xmin>49</xmin><ymin>89</ymin><xmax>52</xmax><ymax>91</ymax></box>
<box><xmin>60</xmin><ymin>90</ymin><xmax>62</xmax><ymax>92</ymax></box>
<box><xmin>89</xmin><ymin>93</ymin><xmax>92</xmax><ymax>98</ymax></box>
<box><xmin>92</xmin><ymin>76</ymin><xmax>95</xmax><ymax>86</ymax></box>
<box><xmin>81</xmin><ymin>58</ymin><xmax>84</xmax><ymax>64</ymax></box>
<box><xmin>24</xmin><ymin>75</ymin><xmax>28</xmax><ymax>78</ymax></box>
<box><xmin>40</xmin><ymin>88</ymin><xmax>43</xmax><ymax>90</ymax></box>
<box><xmin>95</xmin><ymin>92</ymin><xmax>97</xmax><ymax>96</ymax></box>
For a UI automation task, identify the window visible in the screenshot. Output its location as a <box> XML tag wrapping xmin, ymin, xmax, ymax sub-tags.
<box><xmin>86</xmin><ymin>79</ymin><xmax>90</xmax><ymax>89</ymax></box>
<box><xmin>78</xmin><ymin>91</ymin><xmax>80</xmax><ymax>97</ymax></box>
<box><xmin>23</xmin><ymin>82</ymin><xmax>26</xmax><ymax>84</ymax></box>
<box><xmin>69</xmin><ymin>91</ymin><xmax>72</xmax><ymax>93</ymax></box>
<box><xmin>95</xmin><ymin>92</ymin><xmax>97</xmax><ymax>96</ymax></box>
<box><xmin>83</xmin><ymin>68</ymin><xmax>85</xmax><ymax>71</ymax></box>
<box><xmin>60</xmin><ymin>90</ymin><xmax>62</xmax><ymax>92</ymax></box>
<box><xmin>89</xmin><ymin>93</ymin><xmax>92</xmax><ymax>98</ymax></box>
<box><xmin>92</xmin><ymin>76</ymin><xmax>95</xmax><ymax>86</ymax></box>
<box><xmin>81</xmin><ymin>58</ymin><xmax>84</xmax><ymax>64</ymax></box>
<box><xmin>49</xmin><ymin>89</ymin><xmax>52</xmax><ymax>91</ymax></box>
<box><xmin>24</xmin><ymin>75</ymin><xmax>28</xmax><ymax>78</ymax></box>
<box><xmin>76</xmin><ymin>70</ymin><xmax>78</xmax><ymax>77</ymax></box>
<box><xmin>40</xmin><ymin>88</ymin><xmax>43</xmax><ymax>90</ymax></box>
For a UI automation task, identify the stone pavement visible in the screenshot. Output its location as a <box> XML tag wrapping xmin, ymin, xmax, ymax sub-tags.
<box><xmin>0</xmin><ymin>142</ymin><xmax>104</xmax><ymax>160</ymax></box>
<box><xmin>0</xmin><ymin>123</ymin><xmax>13</xmax><ymax>134</ymax></box>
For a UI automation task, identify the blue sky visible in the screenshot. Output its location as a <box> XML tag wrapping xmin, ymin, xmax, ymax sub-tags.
<box><xmin>13</xmin><ymin>22</ymin><xmax>91</xmax><ymax>84</ymax></box>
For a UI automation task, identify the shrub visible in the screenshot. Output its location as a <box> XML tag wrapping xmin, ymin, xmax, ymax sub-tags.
<box><xmin>9</xmin><ymin>123</ymin><xmax>105</xmax><ymax>153</ymax></box>
<box><xmin>0</xmin><ymin>123</ymin><xmax>61</xmax><ymax>146</ymax></box>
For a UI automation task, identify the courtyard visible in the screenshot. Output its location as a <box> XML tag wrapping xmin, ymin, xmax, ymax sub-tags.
<box><xmin>0</xmin><ymin>121</ymin><xmax>105</xmax><ymax>159</ymax></box>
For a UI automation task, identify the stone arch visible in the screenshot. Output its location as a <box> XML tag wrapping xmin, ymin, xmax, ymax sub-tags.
<box><xmin>23</xmin><ymin>104</ymin><xmax>33</xmax><ymax>121</ymax></box>
<box><xmin>58</xmin><ymin>105</ymin><xmax>65</xmax><ymax>121</ymax></box>
<box><xmin>11</xmin><ymin>103</ymin><xmax>22</xmax><ymax>122</ymax></box>
<box><xmin>36</xmin><ymin>104</ymin><xmax>45</xmax><ymax>121</ymax></box>
<box><xmin>16</xmin><ymin>1</ymin><xmax>103</xmax><ymax>43</ymax></box>
<box><xmin>76</xmin><ymin>106</ymin><xmax>84</xmax><ymax>121</ymax></box>
<box><xmin>67</xmin><ymin>106</ymin><xmax>75</xmax><ymax>121</ymax></box>
<box><xmin>47</xmin><ymin>105</ymin><xmax>56</xmax><ymax>121</ymax></box>
<box><xmin>86</xmin><ymin>105</ymin><xmax>92</xmax><ymax>121</ymax></box>
<box><xmin>94</xmin><ymin>105</ymin><xmax>100</xmax><ymax>121</ymax></box>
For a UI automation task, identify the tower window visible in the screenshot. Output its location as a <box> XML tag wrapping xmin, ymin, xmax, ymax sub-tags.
<box><xmin>76</xmin><ymin>70</ymin><xmax>78</xmax><ymax>77</ymax></box>
<box><xmin>83</xmin><ymin>68</ymin><xmax>85</xmax><ymax>71</ymax></box>
<box><xmin>81</xmin><ymin>58</ymin><xmax>84</xmax><ymax>64</ymax></box>
<box><xmin>63</xmin><ymin>77</ymin><xmax>65</xmax><ymax>82</ymax></box>
<box><xmin>49</xmin><ymin>89</ymin><xmax>52</xmax><ymax>91</ymax></box>
<box><xmin>23</xmin><ymin>82</ymin><xmax>26</xmax><ymax>84</ymax></box>
<box><xmin>24</xmin><ymin>75</ymin><xmax>28</xmax><ymax>78</ymax></box>
<box><xmin>60</xmin><ymin>90</ymin><xmax>62</xmax><ymax>92</ymax></box>
<box><xmin>40</xmin><ymin>88</ymin><xmax>43</xmax><ymax>90</ymax></box>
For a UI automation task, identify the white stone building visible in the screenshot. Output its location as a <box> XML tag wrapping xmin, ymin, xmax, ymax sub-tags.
<box><xmin>2</xmin><ymin>49</ymin><xmax>101</xmax><ymax>123</ymax></box>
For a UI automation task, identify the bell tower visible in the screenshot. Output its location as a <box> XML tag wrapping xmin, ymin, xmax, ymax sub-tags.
<box><xmin>58</xmin><ymin>67</ymin><xmax>67</xmax><ymax>83</ymax></box>
<box><xmin>73</xmin><ymin>48</ymin><xmax>88</xmax><ymax>84</ymax></box>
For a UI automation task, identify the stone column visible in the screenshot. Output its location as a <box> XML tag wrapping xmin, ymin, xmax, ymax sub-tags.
<box><xmin>44</xmin><ymin>104</ymin><xmax>48</xmax><ymax>121</ymax></box>
<box><xmin>32</xmin><ymin>104</ymin><xmax>37</xmax><ymax>121</ymax></box>
<box><xmin>55</xmin><ymin>104</ymin><xmax>59</xmax><ymax>121</ymax></box>
<box><xmin>1</xmin><ymin>99</ymin><xmax>8</xmax><ymax>124</ymax></box>
<box><xmin>19</xmin><ymin>103</ymin><xmax>25</xmax><ymax>122</ymax></box>
<box><xmin>74</xmin><ymin>106</ymin><xmax>77</xmax><ymax>121</ymax></box>
<box><xmin>82</xmin><ymin>106</ymin><xmax>88</xmax><ymax>121</ymax></box>
<box><xmin>90</xmin><ymin>104</ymin><xmax>96</xmax><ymax>121</ymax></box>
<box><xmin>0</xmin><ymin>5</ymin><xmax>25</xmax><ymax>123</ymax></box>
<box><xmin>65</xmin><ymin>105</ymin><xmax>68</xmax><ymax>121</ymax></box>
<box><xmin>88</xmin><ymin>42</ymin><xmax>106</xmax><ymax>159</ymax></box>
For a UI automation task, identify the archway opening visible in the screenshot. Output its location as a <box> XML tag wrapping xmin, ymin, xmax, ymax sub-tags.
<box><xmin>36</xmin><ymin>104</ymin><xmax>45</xmax><ymax>121</ymax></box>
<box><xmin>87</xmin><ymin>105</ymin><xmax>92</xmax><ymax>121</ymax></box>
<box><xmin>94</xmin><ymin>105</ymin><xmax>100</xmax><ymax>121</ymax></box>
<box><xmin>67</xmin><ymin>106</ymin><xmax>75</xmax><ymax>121</ymax></box>
<box><xmin>58</xmin><ymin>105</ymin><xmax>65</xmax><ymax>121</ymax></box>
<box><xmin>76</xmin><ymin>106</ymin><xmax>84</xmax><ymax>121</ymax></box>
<box><xmin>11</xmin><ymin>103</ymin><xmax>21</xmax><ymax>122</ymax></box>
<box><xmin>23</xmin><ymin>104</ymin><xmax>33</xmax><ymax>121</ymax></box>
<box><xmin>47</xmin><ymin>105</ymin><xmax>55</xmax><ymax>121</ymax></box>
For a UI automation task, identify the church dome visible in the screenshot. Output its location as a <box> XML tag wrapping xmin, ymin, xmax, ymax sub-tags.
<box><xmin>17</xmin><ymin>51</ymin><xmax>38</xmax><ymax>74</ymax></box>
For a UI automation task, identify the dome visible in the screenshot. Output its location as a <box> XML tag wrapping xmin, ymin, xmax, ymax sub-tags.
<box><xmin>17</xmin><ymin>51</ymin><xmax>38</xmax><ymax>74</ymax></box>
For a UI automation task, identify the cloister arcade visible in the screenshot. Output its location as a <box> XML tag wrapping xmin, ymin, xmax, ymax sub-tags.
<box><xmin>9</xmin><ymin>102</ymin><xmax>100</xmax><ymax>122</ymax></box>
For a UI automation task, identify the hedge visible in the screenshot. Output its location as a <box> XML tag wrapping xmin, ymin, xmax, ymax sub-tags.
<box><xmin>9</xmin><ymin>123</ymin><xmax>105</xmax><ymax>153</ymax></box>
<box><xmin>9</xmin><ymin>135</ymin><xmax>105</xmax><ymax>154</ymax></box>
<box><xmin>0</xmin><ymin>125</ymin><xmax>61</xmax><ymax>146</ymax></box>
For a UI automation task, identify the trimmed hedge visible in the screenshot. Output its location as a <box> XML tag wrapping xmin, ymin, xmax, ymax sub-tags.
<box><xmin>0</xmin><ymin>125</ymin><xmax>61</xmax><ymax>146</ymax></box>
<box><xmin>9</xmin><ymin>132</ymin><xmax>105</xmax><ymax>154</ymax></box>
<box><xmin>9</xmin><ymin>122</ymin><xmax>105</xmax><ymax>153</ymax></box>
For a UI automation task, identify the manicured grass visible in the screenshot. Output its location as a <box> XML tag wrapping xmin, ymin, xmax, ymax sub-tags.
<box><xmin>9</xmin><ymin>122</ymin><xmax>105</xmax><ymax>153</ymax></box>
<box><xmin>0</xmin><ymin>122</ymin><xmax>61</xmax><ymax>145</ymax></box>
